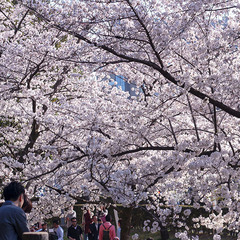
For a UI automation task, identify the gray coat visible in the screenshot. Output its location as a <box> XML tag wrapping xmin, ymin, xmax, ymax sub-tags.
<box><xmin>0</xmin><ymin>200</ymin><xmax>29</xmax><ymax>240</ymax></box>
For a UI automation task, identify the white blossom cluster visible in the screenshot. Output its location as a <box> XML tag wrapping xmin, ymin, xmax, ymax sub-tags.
<box><xmin>0</xmin><ymin>0</ymin><xmax>240</xmax><ymax>238</ymax></box>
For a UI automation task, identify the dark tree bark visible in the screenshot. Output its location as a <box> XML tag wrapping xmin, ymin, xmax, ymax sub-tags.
<box><xmin>118</xmin><ymin>207</ymin><xmax>133</xmax><ymax>240</ymax></box>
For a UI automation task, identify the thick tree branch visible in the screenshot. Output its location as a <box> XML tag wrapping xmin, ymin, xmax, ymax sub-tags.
<box><xmin>187</xmin><ymin>95</ymin><xmax>200</xmax><ymax>141</ymax></box>
<box><xmin>22</xmin><ymin>2</ymin><xmax>240</xmax><ymax>118</ymax></box>
<box><xmin>23</xmin><ymin>154</ymin><xmax>88</xmax><ymax>182</ymax></box>
<box><xmin>45</xmin><ymin>184</ymin><xmax>100</xmax><ymax>204</ymax></box>
<box><xmin>125</xmin><ymin>0</ymin><xmax>164</xmax><ymax>68</ymax></box>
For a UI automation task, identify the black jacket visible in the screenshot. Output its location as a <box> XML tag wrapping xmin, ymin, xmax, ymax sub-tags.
<box><xmin>67</xmin><ymin>225</ymin><xmax>83</xmax><ymax>240</ymax></box>
<box><xmin>89</xmin><ymin>223</ymin><xmax>101</xmax><ymax>240</ymax></box>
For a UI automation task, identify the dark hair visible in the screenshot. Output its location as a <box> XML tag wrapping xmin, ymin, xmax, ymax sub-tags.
<box><xmin>53</xmin><ymin>220</ymin><xmax>59</xmax><ymax>225</ymax></box>
<box><xmin>105</xmin><ymin>214</ymin><xmax>111</xmax><ymax>222</ymax></box>
<box><xmin>118</xmin><ymin>219</ymin><xmax>122</xmax><ymax>225</ymax></box>
<box><xmin>3</xmin><ymin>181</ymin><xmax>25</xmax><ymax>201</ymax></box>
<box><xmin>71</xmin><ymin>217</ymin><xmax>77</xmax><ymax>221</ymax></box>
<box><xmin>42</xmin><ymin>223</ymin><xmax>47</xmax><ymax>226</ymax></box>
<box><xmin>22</xmin><ymin>194</ymin><xmax>32</xmax><ymax>213</ymax></box>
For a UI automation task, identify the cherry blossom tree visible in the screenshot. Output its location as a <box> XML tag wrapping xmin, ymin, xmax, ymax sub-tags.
<box><xmin>0</xmin><ymin>0</ymin><xmax>240</xmax><ymax>239</ymax></box>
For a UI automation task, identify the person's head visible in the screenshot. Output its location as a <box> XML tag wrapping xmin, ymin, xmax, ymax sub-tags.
<box><xmin>3</xmin><ymin>181</ymin><xmax>25</xmax><ymax>207</ymax></box>
<box><xmin>105</xmin><ymin>214</ymin><xmax>112</xmax><ymax>222</ymax></box>
<box><xmin>92</xmin><ymin>215</ymin><xmax>98</xmax><ymax>223</ymax></box>
<box><xmin>42</xmin><ymin>223</ymin><xmax>47</xmax><ymax>230</ymax></box>
<box><xmin>53</xmin><ymin>220</ymin><xmax>60</xmax><ymax>228</ymax></box>
<box><xmin>22</xmin><ymin>194</ymin><xmax>32</xmax><ymax>213</ymax></box>
<box><xmin>71</xmin><ymin>217</ymin><xmax>77</xmax><ymax>227</ymax></box>
<box><xmin>118</xmin><ymin>219</ymin><xmax>122</xmax><ymax>227</ymax></box>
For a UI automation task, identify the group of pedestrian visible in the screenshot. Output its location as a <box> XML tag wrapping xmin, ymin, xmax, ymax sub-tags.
<box><xmin>65</xmin><ymin>208</ymin><xmax>120</xmax><ymax>240</ymax></box>
<box><xmin>0</xmin><ymin>181</ymin><xmax>122</xmax><ymax>240</ymax></box>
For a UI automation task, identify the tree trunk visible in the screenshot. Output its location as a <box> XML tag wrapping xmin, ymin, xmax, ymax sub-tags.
<box><xmin>22</xmin><ymin>232</ymin><xmax>48</xmax><ymax>240</ymax></box>
<box><xmin>119</xmin><ymin>207</ymin><xmax>133</xmax><ymax>240</ymax></box>
<box><xmin>160</xmin><ymin>228</ymin><xmax>169</xmax><ymax>240</ymax></box>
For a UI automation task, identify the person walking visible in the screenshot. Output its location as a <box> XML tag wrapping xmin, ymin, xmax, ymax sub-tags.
<box><xmin>53</xmin><ymin>220</ymin><xmax>64</xmax><ymax>240</ymax></box>
<box><xmin>117</xmin><ymin>219</ymin><xmax>121</xmax><ymax>240</ymax></box>
<box><xmin>66</xmin><ymin>206</ymin><xmax>77</xmax><ymax>228</ymax></box>
<box><xmin>99</xmin><ymin>215</ymin><xmax>116</xmax><ymax>240</ymax></box>
<box><xmin>83</xmin><ymin>208</ymin><xmax>92</xmax><ymax>240</ymax></box>
<box><xmin>67</xmin><ymin>217</ymin><xmax>83</xmax><ymax>240</ymax></box>
<box><xmin>89</xmin><ymin>215</ymin><xmax>101</xmax><ymax>240</ymax></box>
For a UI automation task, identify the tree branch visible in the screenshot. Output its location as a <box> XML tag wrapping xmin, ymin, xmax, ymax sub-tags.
<box><xmin>22</xmin><ymin>3</ymin><xmax>240</xmax><ymax>118</ymax></box>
